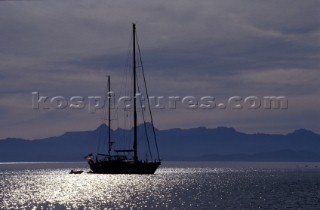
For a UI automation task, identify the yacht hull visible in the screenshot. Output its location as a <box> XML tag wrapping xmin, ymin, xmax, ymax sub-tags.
<box><xmin>89</xmin><ymin>160</ymin><xmax>161</xmax><ymax>174</ymax></box>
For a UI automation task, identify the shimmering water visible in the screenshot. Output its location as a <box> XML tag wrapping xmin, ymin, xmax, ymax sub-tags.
<box><xmin>1</xmin><ymin>162</ymin><xmax>320</xmax><ymax>209</ymax></box>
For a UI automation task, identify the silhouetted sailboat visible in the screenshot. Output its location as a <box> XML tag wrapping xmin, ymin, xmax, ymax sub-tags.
<box><xmin>86</xmin><ymin>24</ymin><xmax>161</xmax><ymax>174</ymax></box>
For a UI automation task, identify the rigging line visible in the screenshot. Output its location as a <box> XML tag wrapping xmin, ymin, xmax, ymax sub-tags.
<box><xmin>105</xmin><ymin>75</ymin><xmax>110</xmax><ymax>154</ymax></box>
<box><xmin>118</xmin><ymin>34</ymin><xmax>132</xmax><ymax>147</ymax></box>
<box><xmin>96</xmin><ymin>77</ymin><xmax>110</xmax><ymax>157</ymax></box>
<box><xmin>96</xmin><ymin>123</ymin><xmax>102</xmax><ymax>158</ymax></box>
<box><xmin>96</xmin><ymin>126</ymin><xmax>100</xmax><ymax>156</ymax></box>
<box><xmin>136</xmin><ymin>33</ymin><xmax>160</xmax><ymax>161</ymax></box>
<box><xmin>125</xmin><ymin>33</ymin><xmax>134</xmax><ymax>146</ymax></box>
<box><xmin>137</xmin><ymin>76</ymin><xmax>153</xmax><ymax>160</ymax></box>
<box><xmin>134</xmin><ymin>33</ymin><xmax>152</xmax><ymax>160</ymax></box>
<box><xmin>123</xmin><ymin>49</ymin><xmax>131</xmax><ymax>149</ymax></box>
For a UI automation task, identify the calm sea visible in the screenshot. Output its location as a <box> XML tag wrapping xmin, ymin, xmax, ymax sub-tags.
<box><xmin>1</xmin><ymin>161</ymin><xmax>320</xmax><ymax>209</ymax></box>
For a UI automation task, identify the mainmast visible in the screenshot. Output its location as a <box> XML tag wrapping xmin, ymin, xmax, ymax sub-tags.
<box><xmin>133</xmin><ymin>23</ymin><xmax>138</xmax><ymax>162</ymax></box>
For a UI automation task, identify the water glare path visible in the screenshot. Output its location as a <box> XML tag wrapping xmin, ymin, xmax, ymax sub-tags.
<box><xmin>1</xmin><ymin>163</ymin><xmax>320</xmax><ymax>209</ymax></box>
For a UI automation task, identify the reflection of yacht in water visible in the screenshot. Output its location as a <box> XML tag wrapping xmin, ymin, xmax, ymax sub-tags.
<box><xmin>85</xmin><ymin>24</ymin><xmax>161</xmax><ymax>174</ymax></box>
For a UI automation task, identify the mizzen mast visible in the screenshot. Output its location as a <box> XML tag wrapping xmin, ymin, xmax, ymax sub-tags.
<box><xmin>107</xmin><ymin>75</ymin><xmax>112</xmax><ymax>157</ymax></box>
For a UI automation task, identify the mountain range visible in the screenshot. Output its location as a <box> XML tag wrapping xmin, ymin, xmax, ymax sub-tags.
<box><xmin>1</xmin><ymin>124</ymin><xmax>320</xmax><ymax>162</ymax></box>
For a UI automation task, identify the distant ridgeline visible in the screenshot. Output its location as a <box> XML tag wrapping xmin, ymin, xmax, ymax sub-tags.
<box><xmin>1</xmin><ymin>124</ymin><xmax>320</xmax><ymax>162</ymax></box>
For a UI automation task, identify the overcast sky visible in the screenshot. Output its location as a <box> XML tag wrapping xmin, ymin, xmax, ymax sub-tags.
<box><xmin>0</xmin><ymin>0</ymin><xmax>319</xmax><ymax>139</ymax></box>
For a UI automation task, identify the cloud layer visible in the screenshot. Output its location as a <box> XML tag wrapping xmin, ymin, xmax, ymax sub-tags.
<box><xmin>0</xmin><ymin>0</ymin><xmax>319</xmax><ymax>138</ymax></box>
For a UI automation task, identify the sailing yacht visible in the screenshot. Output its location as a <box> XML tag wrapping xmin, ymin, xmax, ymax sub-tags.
<box><xmin>86</xmin><ymin>24</ymin><xmax>161</xmax><ymax>174</ymax></box>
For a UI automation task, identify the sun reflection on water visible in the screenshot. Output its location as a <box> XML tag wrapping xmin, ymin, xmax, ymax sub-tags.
<box><xmin>0</xmin><ymin>167</ymin><xmax>227</xmax><ymax>209</ymax></box>
<box><xmin>1</xmin><ymin>164</ymin><xmax>320</xmax><ymax>209</ymax></box>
